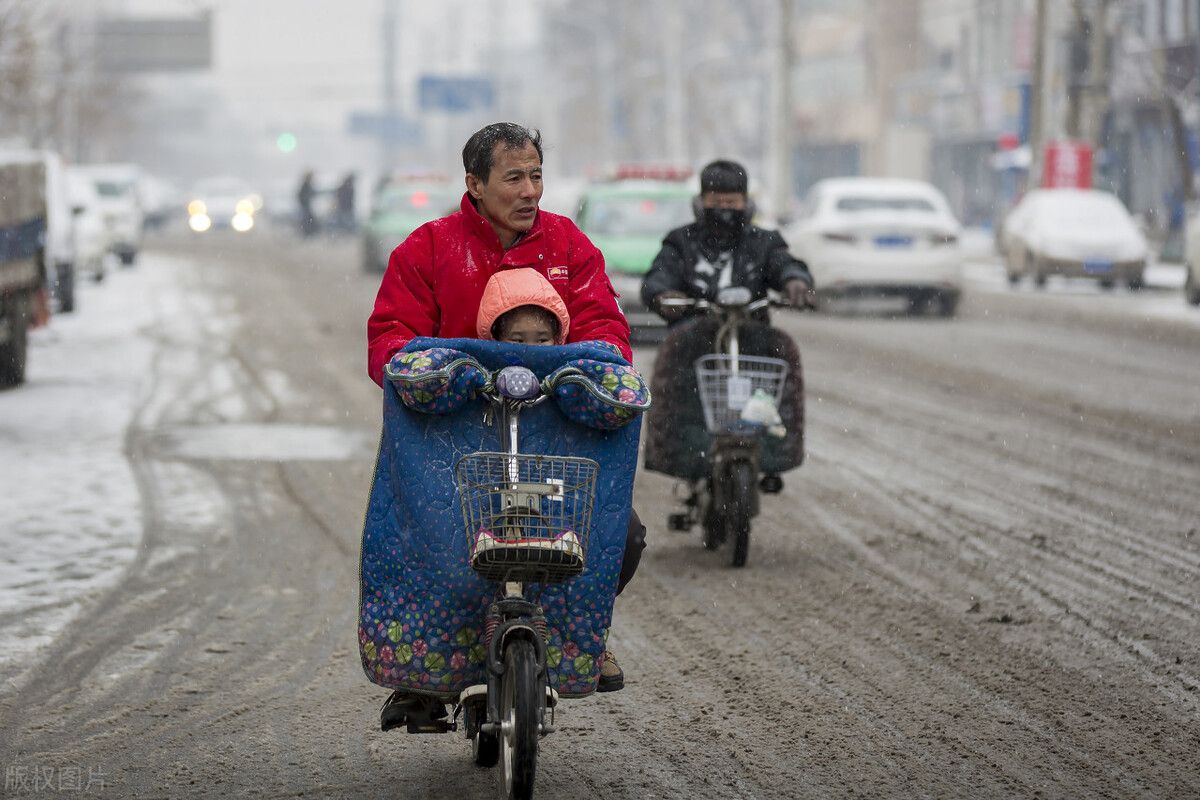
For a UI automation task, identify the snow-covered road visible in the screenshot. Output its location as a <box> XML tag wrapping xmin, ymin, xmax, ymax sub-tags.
<box><xmin>2</xmin><ymin>234</ymin><xmax>1198</xmax><ymax>798</ymax></box>
<box><xmin>0</xmin><ymin>261</ymin><xmax>163</xmax><ymax>673</ymax></box>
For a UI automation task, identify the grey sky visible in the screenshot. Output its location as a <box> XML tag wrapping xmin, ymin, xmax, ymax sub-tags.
<box><xmin>105</xmin><ymin>0</ymin><xmax>546</xmax><ymax>189</ymax></box>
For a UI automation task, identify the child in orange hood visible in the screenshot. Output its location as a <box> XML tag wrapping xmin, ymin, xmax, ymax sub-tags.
<box><xmin>476</xmin><ymin>267</ymin><xmax>570</xmax><ymax>346</ymax></box>
<box><xmin>475</xmin><ymin>267</ymin><xmax>641</xmax><ymax>693</ymax></box>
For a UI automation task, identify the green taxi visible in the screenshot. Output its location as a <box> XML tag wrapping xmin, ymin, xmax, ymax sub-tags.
<box><xmin>575</xmin><ymin>178</ymin><xmax>695</xmax><ymax>340</ymax></box>
<box><xmin>361</xmin><ymin>180</ymin><xmax>461</xmax><ymax>273</ymax></box>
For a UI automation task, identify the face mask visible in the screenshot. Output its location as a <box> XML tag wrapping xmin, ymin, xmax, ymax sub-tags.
<box><xmin>701</xmin><ymin>207</ymin><xmax>747</xmax><ymax>239</ymax></box>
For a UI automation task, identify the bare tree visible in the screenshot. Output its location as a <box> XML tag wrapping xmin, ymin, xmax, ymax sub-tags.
<box><xmin>0</xmin><ymin>0</ymin><xmax>138</xmax><ymax>159</ymax></box>
<box><xmin>0</xmin><ymin>0</ymin><xmax>41</xmax><ymax>142</ymax></box>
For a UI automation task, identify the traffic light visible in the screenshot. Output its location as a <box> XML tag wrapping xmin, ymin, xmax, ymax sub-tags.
<box><xmin>276</xmin><ymin>132</ymin><xmax>298</xmax><ymax>153</ymax></box>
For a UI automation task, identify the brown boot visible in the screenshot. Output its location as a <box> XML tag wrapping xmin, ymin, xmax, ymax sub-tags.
<box><xmin>597</xmin><ymin>650</ymin><xmax>624</xmax><ymax>692</ymax></box>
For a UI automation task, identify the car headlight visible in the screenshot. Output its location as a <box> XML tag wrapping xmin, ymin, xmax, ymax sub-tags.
<box><xmin>187</xmin><ymin>199</ymin><xmax>207</xmax><ymax>216</ymax></box>
<box><xmin>189</xmin><ymin>213</ymin><xmax>212</xmax><ymax>232</ymax></box>
<box><xmin>231</xmin><ymin>212</ymin><xmax>254</xmax><ymax>232</ymax></box>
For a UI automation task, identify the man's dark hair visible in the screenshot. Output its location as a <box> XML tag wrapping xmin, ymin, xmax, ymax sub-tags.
<box><xmin>700</xmin><ymin>159</ymin><xmax>748</xmax><ymax>195</ymax></box>
<box><xmin>462</xmin><ymin>123</ymin><xmax>543</xmax><ymax>182</ymax></box>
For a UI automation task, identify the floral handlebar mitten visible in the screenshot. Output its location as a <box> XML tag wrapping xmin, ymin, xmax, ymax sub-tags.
<box><xmin>385</xmin><ymin>348</ymin><xmax>489</xmax><ymax>415</ymax></box>
<box><xmin>545</xmin><ymin>359</ymin><xmax>651</xmax><ymax>430</ymax></box>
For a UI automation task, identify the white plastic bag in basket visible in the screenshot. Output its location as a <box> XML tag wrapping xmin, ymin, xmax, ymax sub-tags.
<box><xmin>727</xmin><ymin>376</ymin><xmax>753</xmax><ymax>409</ymax></box>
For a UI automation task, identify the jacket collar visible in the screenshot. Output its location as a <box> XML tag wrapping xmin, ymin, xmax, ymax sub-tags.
<box><xmin>690</xmin><ymin>221</ymin><xmax>746</xmax><ymax>259</ymax></box>
<box><xmin>460</xmin><ymin>192</ymin><xmax>543</xmax><ymax>251</ymax></box>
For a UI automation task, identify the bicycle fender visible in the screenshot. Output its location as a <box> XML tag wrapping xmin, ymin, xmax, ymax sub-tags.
<box><xmin>487</xmin><ymin>620</ymin><xmax>548</xmax><ymax>679</ymax></box>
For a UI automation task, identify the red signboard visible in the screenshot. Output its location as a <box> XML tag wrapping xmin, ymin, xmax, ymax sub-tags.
<box><xmin>1042</xmin><ymin>141</ymin><xmax>1093</xmax><ymax>188</ymax></box>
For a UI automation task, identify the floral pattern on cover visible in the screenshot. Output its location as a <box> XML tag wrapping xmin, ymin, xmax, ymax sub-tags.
<box><xmin>360</xmin><ymin>337</ymin><xmax>642</xmax><ymax>699</ymax></box>
<box><xmin>384</xmin><ymin>348</ymin><xmax>488</xmax><ymax>415</ymax></box>
<box><xmin>545</xmin><ymin>360</ymin><xmax>651</xmax><ymax>431</ymax></box>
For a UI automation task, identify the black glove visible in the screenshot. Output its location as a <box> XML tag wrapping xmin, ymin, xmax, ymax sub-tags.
<box><xmin>783</xmin><ymin>279</ymin><xmax>816</xmax><ymax>309</ymax></box>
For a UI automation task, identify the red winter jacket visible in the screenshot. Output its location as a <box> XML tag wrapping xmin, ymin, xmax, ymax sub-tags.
<box><xmin>367</xmin><ymin>193</ymin><xmax>631</xmax><ymax>386</ymax></box>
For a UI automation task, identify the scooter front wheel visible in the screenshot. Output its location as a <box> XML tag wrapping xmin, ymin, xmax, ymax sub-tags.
<box><xmin>726</xmin><ymin>462</ymin><xmax>756</xmax><ymax>567</ymax></box>
<box><xmin>499</xmin><ymin>638</ymin><xmax>541</xmax><ymax>800</ymax></box>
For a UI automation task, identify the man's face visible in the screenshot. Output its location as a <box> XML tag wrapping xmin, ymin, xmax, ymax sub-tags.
<box><xmin>466</xmin><ymin>142</ymin><xmax>543</xmax><ymax>244</ymax></box>
<box><xmin>701</xmin><ymin>191</ymin><xmax>747</xmax><ymax>210</ymax></box>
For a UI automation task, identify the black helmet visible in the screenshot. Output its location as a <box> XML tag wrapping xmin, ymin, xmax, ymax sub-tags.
<box><xmin>699</xmin><ymin>160</ymin><xmax>748</xmax><ymax>195</ymax></box>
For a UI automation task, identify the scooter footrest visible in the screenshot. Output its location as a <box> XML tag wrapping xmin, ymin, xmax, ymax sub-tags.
<box><xmin>759</xmin><ymin>474</ymin><xmax>784</xmax><ymax>494</ymax></box>
<box><xmin>407</xmin><ymin>718</ymin><xmax>456</xmax><ymax>734</ymax></box>
<box><xmin>668</xmin><ymin>513</ymin><xmax>693</xmax><ymax>532</ymax></box>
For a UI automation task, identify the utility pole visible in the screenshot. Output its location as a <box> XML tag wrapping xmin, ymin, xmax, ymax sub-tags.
<box><xmin>1065</xmin><ymin>0</ymin><xmax>1112</xmax><ymax>147</ymax></box>
<box><xmin>1065</xmin><ymin>1</ymin><xmax>1088</xmax><ymax>139</ymax></box>
<box><xmin>1028</xmin><ymin>0</ymin><xmax>1048</xmax><ymax>185</ymax></box>
<box><xmin>380</xmin><ymin>0</ymin><xmax>399</xmax><ymax>173</ymax></box>
<box><xmin>768</xmin><ymin>0</ymin><xmax>795</xmax><ymax>223</ymax></box>
<box><xmin>1083</xmin><ymin>0</ymin><xmax>1111</xmax><ymax>148</ymax></box>
<box><xmin>662</xmin><ymin>2</ymin><xmax>687</xmax><ymax>165</ymax></box>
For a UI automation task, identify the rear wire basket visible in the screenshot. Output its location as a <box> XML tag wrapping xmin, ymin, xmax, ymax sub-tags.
<box><xmin>456</xmin><ymin>452</ymin><xmax>600</xmax><ymax>583</ymax></box>
<box><xmin>694</xmin><ymin>354</ymin><xmax>789</xmax><ymax>434</ymax></box>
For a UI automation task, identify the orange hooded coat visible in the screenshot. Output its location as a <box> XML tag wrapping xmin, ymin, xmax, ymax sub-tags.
<box><xmin>475</xmin><ymin>267</ymin><xmax>571</xmax><ymax>343</ymax></box>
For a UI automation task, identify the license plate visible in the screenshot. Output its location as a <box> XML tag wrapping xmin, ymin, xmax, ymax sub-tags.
<box><xmin>1083</xmin><ymin>259</ymin><xmax>1113</xmax><ymax>274</ymax></box>
<box><xmin>874</xmin><ymin>235</ymin><xmax>913</xmax><ymax>248</ymax></box>
<box><xmin>727</xmin><ymin>376</ymin><xmax>752</xmax><ymax>409</ymax></box>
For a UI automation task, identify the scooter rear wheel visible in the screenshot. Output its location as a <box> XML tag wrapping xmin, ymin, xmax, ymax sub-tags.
<box><xmin>467</xmin><ymin>704</ymin><xmax>499</xmax><ymax>767</ymax></box>
<box><xmin>702</xmin><ymin>505</ymin><xmax>724</xmax><ymax>550</ymax></box>
<box><xmin>499</xmin><ymin>638</ymin><xmax>540</xmax><ymax>800</ymax></box>
<box><xmin>701</xmin><ymin>481</ymin><xmax>724</xmax><ymax>550</ymax></box>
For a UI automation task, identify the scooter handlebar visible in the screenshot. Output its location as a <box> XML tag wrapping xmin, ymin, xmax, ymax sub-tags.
<box><xmin>656</xmin><ymin>294</ymin><xmax>812</xmax><ymax>313</ymax></box>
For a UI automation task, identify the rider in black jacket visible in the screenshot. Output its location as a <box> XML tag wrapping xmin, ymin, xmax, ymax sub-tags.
<box><xmin>639</xmin><ymin>159</ymin><xmax>813</xmax><ymax>484</ymax></box>
<box><xmin>640</xmin><ymin>159</ymin><xmax>814</xmax><ymax>320</ymax></box>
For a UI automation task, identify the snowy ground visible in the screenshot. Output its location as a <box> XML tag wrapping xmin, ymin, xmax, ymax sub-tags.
<box><xmin>1</xmin><ymin>239</ymin><xmax>1195</xmax><ymax>683</ymax></box>
<box><xmin>964</xmin><ymin>253</ymin><xmax>1200</xmax><ymax>328</ymax></box>
<box><xmin>2</xmin><ymin>235</ymin><xmax>1198</xmax><ymax>798</ymax></box>
<box><xmin>0</xmin><ymin>255</ymin><xmax>213</xmax><ymax>675</ymax></box>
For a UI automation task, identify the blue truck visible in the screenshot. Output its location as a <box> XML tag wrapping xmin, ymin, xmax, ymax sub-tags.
<box><xmin>0</xmin><ymin>154</ymin><xmax>48</xmax><ymax>388</ymax></box>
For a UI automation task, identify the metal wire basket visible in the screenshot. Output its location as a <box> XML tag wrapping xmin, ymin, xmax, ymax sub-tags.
<box><xmin>694</xmin><ymin>354</ymin><xmax>789</xmax><ymax>434</ymax></box>
<box><xmin>456</xmin><ymin>452</ymin><xmax>600</xmax><ymax>583</ymax></box>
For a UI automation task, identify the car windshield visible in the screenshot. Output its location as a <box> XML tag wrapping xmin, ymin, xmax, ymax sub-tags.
<box><xmin>835</xmin><ymin>196</ymin><xmax>937</xmax><ymax>213</ymax></box>
<box><xmin>193</xmin><ymin>178</ymin><xmax>253</xmax><ymax>198</ymax></box>
<box><xmin>377</xmin><ymin>187</ymin><xmax>459</xmax><ymax>215</ymax></box>
<box><xmin>585</xmin><ymin>195</ymin><xmax>693</xmax><ymax>235</ymax></box>
<box><xmin>95</xmin><ymin>180</ymin><xmax>133</xmax><ymax>198</ymax></box>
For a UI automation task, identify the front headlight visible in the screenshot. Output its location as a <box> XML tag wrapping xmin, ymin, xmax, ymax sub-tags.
<box><xmin>189</xmin><ymin>213</ymin><xmax>212</xmax><ymax>232</ymax></box>
<box><xmin>187</xmin><ymin>199</ymin><xmax>207</xmax><ymax>216</ymax></box>
<box><xmin>235</xmin><ymin>199</ymin><xmax>256</xmax><ymax>216</ymax></box>
<box><xmin>231</xmin><ymin>212</ymin><xmax>254</xmax><ymax>232</ymax></box>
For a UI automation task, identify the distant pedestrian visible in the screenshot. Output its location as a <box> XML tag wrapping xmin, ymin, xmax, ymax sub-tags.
<box><xmin>335</xmin><ymin>172</ymin><xmax>357</xmax><ymax>233</ymax></box>
<box><xmin>297</xmin><ymin>170</ymin><xmax>318</xmax><ymax>238</ymax></box>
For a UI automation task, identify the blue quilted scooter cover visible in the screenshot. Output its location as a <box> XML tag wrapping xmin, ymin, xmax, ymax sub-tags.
<box><xmin>359</xmin><ymin>338</ymin><xmax>642</xmax><ymax>698</ymax></box>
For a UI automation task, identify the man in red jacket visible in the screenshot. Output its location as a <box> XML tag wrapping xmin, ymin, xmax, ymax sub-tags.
<box><xmin>367</xmin><ymin>122</ymin><xmax>631</xmax><ymax>385</ymax></box>
<box><xmin>370</xmin><ymin>124</ymin><xmax>642</xmax><ymax>730</ymax></box>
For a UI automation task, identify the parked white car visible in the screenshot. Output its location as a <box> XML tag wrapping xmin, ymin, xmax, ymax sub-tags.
<box><xmin>1185</xmin><ymin>206</ymin><xmax>1200</xmax><ymax>306</ymax></box>
<box><xmin>1000</xmin><ymin>188</ymin><xmax>1148</xmax><ymax>290</ymax></box>
<box><xmin>783</xmin><ymin>177</ymin><xmax>963</xmax><ymax>316</ymax></box>
<box><xmin>72</xmin><ymin>164</ymin><xmax>144</xmax><ymax>265</ymax></box>
<box><xmin>139</xmin><ymin>173</ymin><xmax>181</xmax><ymax>231</ymax></box>
<box><xmin>65</xmin><ymin>171</ymin><xmax>111</xmax><ymax>284</ymax></box>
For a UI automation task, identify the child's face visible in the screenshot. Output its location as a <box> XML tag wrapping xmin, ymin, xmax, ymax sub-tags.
<box><xmin>499</xmin><ymin>308</ymin><xmax>556</xmax><ymax>345</ymax></box>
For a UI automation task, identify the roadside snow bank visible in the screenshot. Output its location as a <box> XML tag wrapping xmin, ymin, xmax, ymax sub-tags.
<box><xmin>0</xmin><ymin>261</ymin><xmax>161</xmax><ymax>670</ymax></box>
